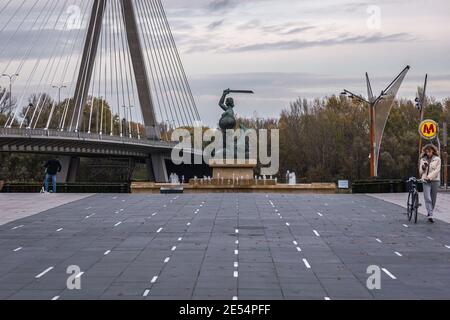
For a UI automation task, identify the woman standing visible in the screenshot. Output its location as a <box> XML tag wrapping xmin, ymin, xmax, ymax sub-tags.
<box><xmin>419</xmin><ymin>144</ymin><xmax>442</xmax><ymax>223</ymax></box>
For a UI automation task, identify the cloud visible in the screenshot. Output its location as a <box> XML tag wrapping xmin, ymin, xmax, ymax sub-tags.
<box><xmin>208</xmin><ymin>0</ymin><xmax>237</xmax><ymax>12</ymax></box>
<box><xmin>223</xmin><ymin>32</ymin><xmax>416</xmax><ymax>52</ymax></box>
<box><xmin>208</xmin><ymin>19</ymin><xmax>225</xmax><ymax>30</ymax></box>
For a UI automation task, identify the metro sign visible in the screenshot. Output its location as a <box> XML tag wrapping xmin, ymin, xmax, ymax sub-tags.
<box><xmin>419</xmin><ymin>119</ymin><xmax>439</xmax><ymax>140</ymax></box>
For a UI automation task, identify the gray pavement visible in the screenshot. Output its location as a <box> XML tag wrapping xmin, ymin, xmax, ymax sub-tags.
<box><xmin>369</xmin><ymin>193</ymin><xmax>450</xmax><ymax>224</ymax></box>
<box><xmin>1</xmin><ymin>193</ymin><xmax>450</xmax><ymax>300</ymax></box>
<box><xmin>0</xmin><ymin>194</ymin><xmax>93</xmax><ymax>226</ymax></box>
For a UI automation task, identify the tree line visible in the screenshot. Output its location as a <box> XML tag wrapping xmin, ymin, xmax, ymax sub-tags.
<box><xmin>1</xmin><ymin>85</ymin><xmax>449</xmax><ymax>183</ymax></box>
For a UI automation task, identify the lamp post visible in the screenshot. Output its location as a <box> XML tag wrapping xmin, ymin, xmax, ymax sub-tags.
<box><xmin>2</xmin><ymin>73</ymin><xmax>19</xmax><ymax>127</ymax></box>
<box><xmin>52</xmin><ymin>85</ymin><xmax>67</xmax><ymax>104</ymax></box>
<box><xmin>165</xmin><ymin>120</ymin><xmax>175</xmax><ymax>142</ymax></box>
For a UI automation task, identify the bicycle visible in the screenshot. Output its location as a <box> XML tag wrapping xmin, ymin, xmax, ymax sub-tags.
<box><xmin>406</xmin><ymin>177</ymin><xmax>422</xmax><ymax>224</ymax></box>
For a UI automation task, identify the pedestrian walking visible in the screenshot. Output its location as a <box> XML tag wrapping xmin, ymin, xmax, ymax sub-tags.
<box><xmin>419</xmin><ymin>144</ymin><xmax>442</xmax><ymax>223</ymax></box>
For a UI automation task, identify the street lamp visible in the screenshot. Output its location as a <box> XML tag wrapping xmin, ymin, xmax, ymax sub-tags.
<box><xmin>1</xmin><ymin>73</ymin><xmax>19</xmax><ymax>127</ymax></box>
<box><xmin>52</xmin><ymin>85</ymin><xmax>67</xmax><ymax>104</ymax></box>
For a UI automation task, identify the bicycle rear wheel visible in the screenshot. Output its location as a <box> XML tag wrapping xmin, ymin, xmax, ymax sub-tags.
<box><xmin>413</xmin><ymin>192</ymin><xmax>419</xmax><ymax>224</ymax></box>
<box><xmin>407</xmin><ymin>192</ymin><xmax>413</xmax><ymax>221</ymax></box>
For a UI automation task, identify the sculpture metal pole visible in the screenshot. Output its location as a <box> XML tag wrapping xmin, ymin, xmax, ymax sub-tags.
<box><xmin>343</xmin><ymin>65</ymin><xmax>410</xmax><ymax>177</ymax></box>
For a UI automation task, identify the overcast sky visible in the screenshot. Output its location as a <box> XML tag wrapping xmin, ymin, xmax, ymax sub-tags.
<box><xmin>163</xmin><ymin>0</ymin><xmax>450</xmax><ymax>125</ymax></box>
<box><xmin>1</xmin><ymin>0</ymin><xmax>449</xmax><ymax>127</ymax></box>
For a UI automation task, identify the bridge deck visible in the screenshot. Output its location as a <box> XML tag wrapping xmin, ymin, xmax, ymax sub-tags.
<box><xmin>0</xmin><ymin>128</ymin><xmax>175</xmax><ymax>157</ymax></box>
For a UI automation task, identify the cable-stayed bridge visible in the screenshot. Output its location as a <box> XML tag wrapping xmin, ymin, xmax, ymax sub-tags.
<box><xmin>0</xmin><ymin>0</ymin><xmax>201</xmax><ymax>182</ymax></box>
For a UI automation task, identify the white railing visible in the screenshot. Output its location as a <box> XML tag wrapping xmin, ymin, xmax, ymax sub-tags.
<box><xmin>0</xmin><ymin>128</ymin><xmax>174</xmax><ymax>148</ymax></box>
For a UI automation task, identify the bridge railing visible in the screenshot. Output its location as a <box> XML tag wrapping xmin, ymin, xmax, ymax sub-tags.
<box><xmin>0</xmin><ymin>128</ymin><xmax>175</xmax><ymax>148</ymax></box>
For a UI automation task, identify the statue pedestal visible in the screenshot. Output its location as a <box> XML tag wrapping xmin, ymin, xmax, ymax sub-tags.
<box><xmin>209</xmin><ymin>159</ymin><xmax>257</xmax><ymax>181</ymax></box>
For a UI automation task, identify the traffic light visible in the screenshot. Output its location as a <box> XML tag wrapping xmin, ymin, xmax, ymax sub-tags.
<box><xmin>415</xmin><ymin>97</ymin><xmax>421</xmax><ymax>110</ymax></box>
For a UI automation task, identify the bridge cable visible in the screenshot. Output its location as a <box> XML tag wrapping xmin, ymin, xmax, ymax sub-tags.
<box><xmin>29</xmin><ymin>0</ymin><xmax>82</xmax><ymax>130</ymax></box>
<box><xmin>148</xmin><ymin>0</ymin><xmax>193</xmax><ymax>127</ymax></box>
<box><xmin>117</xmin><ymin>0</ymin><xmax>133</xmax><ymax>138</ymax></box>
<box><xmin>156</xmin><ymin>0</ymin><xmax>201</xmax><ymax>122</ymax></box>
<box><xmin>140</xmin><ymin>0</ymin><xmax>182</xmax><ymax>128</ymax></box>
<box><xmin>28</xmin><ymin>1</ymin><xmax>86</xmax><ymax>130</ymax></box>
<box><xmin>19</xmin><ymin>0</ymin><xmax>71</xmax><ymax>128</ymax></box>
<box><xmin>6</xmin><ymin>0</ymin><xmax>67</xmax><ymax>127</ymax></box>
<box><xmin>135</xmin><ymin>0</ymin><xmax>168</xmax><ymax>131</ymax></box>
<box><xmin>0</xmin><ymin>0</ymin><xmax>41</xmax><ymax>74</ymax></box>
<box><xmin>59</xmin><ymin>0</ymin><xmax>92</xmax><ymax>131</ymax></box>
<box><xmin>71</xmin><ymin>0</ymin><xmax>102</xmax><ymax>132</ymax></box>
<box><xmin>137</xmin><ymin>0</ymin><xmax>178</xmax><ymax>129</ymax></box>
<box><xmin>111</xmin><ymin>0</ymin><xmax>123</xmax><ymax>137</ymax></box>
<box><xmin>0</xmin><ymin>0</ymin><xmax>13</xmax><ymax>17</ymax></box>
<box><xmin>0</xmin><ymin>0</ymin><xmax>50</xmax><ymax>109</ymax></box>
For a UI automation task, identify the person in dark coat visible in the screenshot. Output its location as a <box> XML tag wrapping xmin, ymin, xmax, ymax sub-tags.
<box><xmin>43</xmin><ymin>158</ymin><xmax>62</xmax><ymax>193</ymax></box>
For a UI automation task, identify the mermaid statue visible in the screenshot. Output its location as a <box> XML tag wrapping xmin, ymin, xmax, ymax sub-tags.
<box><xmin>216</xmin><ymin>89</ymin><xmax>254</xmax><ymax>160</ymax></box>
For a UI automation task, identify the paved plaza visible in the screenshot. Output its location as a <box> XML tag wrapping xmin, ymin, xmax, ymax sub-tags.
<box><xmin>1</xmin><ymin>193</ymin><xmax>450</xmax><ymax>300</ymax></box>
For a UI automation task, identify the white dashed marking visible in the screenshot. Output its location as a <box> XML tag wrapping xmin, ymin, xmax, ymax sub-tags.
<box><xmin>235</xmin><ymin>229</ymin><xmax>239</xmax><ymax>234</ymax></box>
<box><xmin>234</xmin><ymin>250</ymin><xmax>239</xmax><ymax>255</ymax></box>
<box><xmin>52</xmin><ymin>296</ymin><xmax>60</xmax><ymax>301</ymax></box>
<box><xmin>233</xmin><ymin>271</ymin><xmax>239</xmax><ymax>278</ymax></box>
<box><xmin>395</xmin><ymin>252</ymin><xmax>403</xmax><ymax>257</ymax></box>
<box><xmin>56</xmin><ymin>228</ymin><xmax>63</xmax><ymax>232</ymax></box>
<box><xmin>104</xmin><ymin>250</ymin><xmax>111</xmax><ymax>256</ymax></box>
<box><xmin>233</xmin><ymin>296</ymin><xmax>238</xmax><ymax>301</ymax></box>
<box><xmin>293</xmin><ymin>241</ymin><xmax>298</xmax><ymax>246</ymax></box>
<box><xmin>36</xmin><ymin>267</ymin><xmax>54</xmax><ymax>279</ymax></box>
<box><xmin>234</xmin><ymin>262</ymin><xmax>239</xmax><ymax>268</ymax></box>
<box><xmin>296</xmin><ymin>247</ymin><xmax>302</xmax><ymax>252</ymax></box>
<box><xmin>164</xmin><ymin>257</ymin><xmax>170</xmax><ymax>263</ymax></box>
<box><xmin>317</xmin><ymin>212</ymin><xmax>323</xmax><ymax>217</ymax></box>
<box><xmin>178</xmin><ymin>237</ymin><xmax>183</xmax><ymax>242</ymax></box>
<box><xmin>324</xmin><ymin>297</ymin><xmax>331</xmax><ymax>301</ymax></box>
<box><xmin>143</xmin><ymin>290</ymin><xmax>150</xmax><ymax>297</ymax></box>
<box><xmin>303</xmin><ymin>259</ymin><xmax>311</xmax><ymax>269</ymax></box>
<box><xmin>171</xmin><ymin>246</ymin><xmax>177</xmax><ymax>252</ymax></box>
<box><xmin>286</xmin><ymin>223</ymin><xmax>290</xmax><ymax>227</ymax></box>
<box><xmin>376</xmin><ymin>238</ymin><xmax>382</xmax><ymax>243</ymax></box>
<box><xmin>445</xmin><ymin>245</ymin><xmax>450</xmax><ymax>250</ymax></box>
<box><xmin>114</xmin><ymin>222</ymin><xmax>122</xmax><ymax>227</ymax></box>
<box><xmin>382</xmin><ymin>268</ymin><xmax>397</xmax><ymax>280</ymax></box>
<box><xmin>151</xmin><ymin>276</ymin><xmax>158</xmax><ymax>284</ymax></box>
<box><xmin>11</xmin><ymin>225</ymin><xmax>24</xmax><ymax>230</ymax></box>
<box><xmin>156</xmin><ymin>228</ymin><xmax>163</xmax><ymax>233</ymax></box>
<box><xmin>427</xmin><ymin>237</ymin><xmax>434</xmax><ymax>240</ymax></box>
<box><xmin>13</xmin><ymin>247</ymin><xmax>23</xmax><ymax>252</ymax></box>
<box><xmin>187</xmin><ymin>223</ymin><xmax>191</xmax><ymax>226</ymax></box>
<box><xmin>403</xmin><ymin>224</ymin><xmax>409</xmax><ymax>228</ymax></box>
<box><xmin>313</xmin><ymin>230</ymin><xmax>320</xmax><ymax>237</ymax></box>
<box><xmin>152</xmin><ymin>212</ymin><xmax>158</xmax><ymax>216</ymax></box>
<box><xmin>235</xmin><ymin>240</ymin><xmax>239</xmax><ymax>245</ymax></box>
